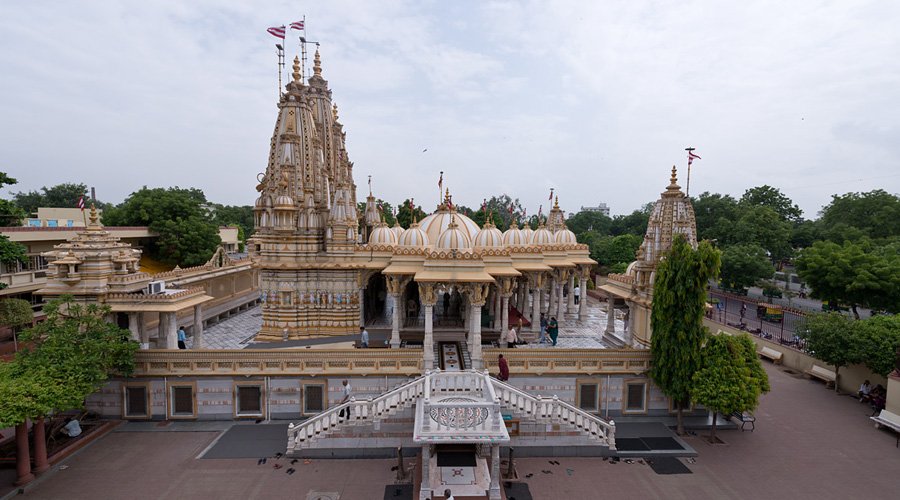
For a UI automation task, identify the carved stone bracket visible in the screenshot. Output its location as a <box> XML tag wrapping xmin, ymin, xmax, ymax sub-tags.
<box><xmin>499</xmin><ymin>277</ymin><xmax>516</xmax><ymax>297</ymax></box>
<box><xmin>468</xmin><ymin>283</ymin><xmax>490</xmax><ymax>307</ymax></box>
<box><xmin>418</xmin><ymin>282</ymin><xmax>438</xmax><ymax>306</ymax></box>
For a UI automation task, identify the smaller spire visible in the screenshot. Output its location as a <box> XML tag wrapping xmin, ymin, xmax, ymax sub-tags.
<box><xmin>87</xmin><ymin>203</ymin><xmax>101</xmax><ymax>231</ymax></box>
<box><xmin>292</xmin><ymin>56</ymin><xmax>301</xmax><ymax>83</ymax></box>
<box><xmin>554</xmin><ymin>195</ymin><xmax>559</xmax><ymax>209</ymax></box>
<box><xmin>313</xmin><ymin>48</ymin><xmax>322</xmax><ymax>77</ymax></box>
<box><xmin>332</xmin><ymin>102</ymin><xmax>339</xmax><ymax>121</ymax></box>
<box><xmin>670</xmin><ymin>165</ymin><xmax>678</xmax><ymax>186</ymax></box>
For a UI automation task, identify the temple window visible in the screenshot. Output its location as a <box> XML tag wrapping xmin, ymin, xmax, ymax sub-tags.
<box><xmin>234</xmin><ymin>383</ymin><xmax>264</xmax><ymax>417</ymax></box>
<box><xmin>623</xmin><ymin>380</ymin><xmax>648</xmax><ymax>414</ymax></box>
<box><xmin>301</xmin><ymin>382</ymin><xmax>326</xmax><ymax>415</ymax></box>
<box><xmin>123</xmin><ymin>383</ymin><xmax>151</xmax><ymax>419</ymax></box>
<box><xmin>169</xmin><ymin>383</ymin><xmax>196</xmax><ymax>418</ymax></box>
<box><xmin>576</xmin><ymin>379</ymin><xmax>601</xmax><ymax>413</ymax></box>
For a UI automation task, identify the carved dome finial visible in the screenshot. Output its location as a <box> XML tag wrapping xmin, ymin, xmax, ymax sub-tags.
<box><xmin>292</xmin><ymin>56</ymin><xmax>301</xmax><ymax>83</ymax></box>
<box><xmin>313</xmin><ymin>47</ymin><xmax>322</xmax><ymax>77</ymax></box>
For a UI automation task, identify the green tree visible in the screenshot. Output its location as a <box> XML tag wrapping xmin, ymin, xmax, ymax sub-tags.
<box><xmin>210</xmin><ymin>204</ymin><xmax>254</xmax><ymax>242</ymax></box>
<box><xmin>691</xmin><ymin>333</ymin><xmax>769</xmax><ymax>442</ymax></box>
<box><xmin>728</xmin><ymin>206</ymin><xmax>793</xmax><ymax>263</ymax></box>
<box><xmin>855</xmin><ymin>315</ymin><xmax>900</xmax><ymax>377</ymax></box>
<box><xmin>482</xmin><ymin>195</ymin><xmax>525</xmax><ymax>231</ymax></box>
<box><xmin>591</xmin><ymin>234</ymin><xmax>642</xmax><ymax>273</ymax></box>
<box><xmin>0</xmin><ymin>296</ymin><xmax>137</xmax><ymax>428</ymax></box>
<box><xmin>740</xmin><ymin>185</ymin><xmax>803</xmax><ymax>223</ymax></box>
<box><xmin>692</xmin><ymin>192</ymin><xmax>739</xmax><ymax>243</ymax></box>
<box><xmin>0</xmin><ymin>172</ymin><xmax>27</xmax><ymax>227</ymax></box>
<box><xmin>820</xmin><ymin>190</ymin><xmax>900</xmax><ymax>241</ymax></box>
<box><xmin>649</xmin><ymin>234</ymin><xmax>722</xmax><ymax>435</ymax></box>
<box><xmin>719</xmin><ymin>244</ymin><xmax>774</xmax><ymax>291</ymax></box>
<box><xmin>790</xmin><ymin>219</ymin><xmax>821</xmax><ymax>250</ymax></box>
<box><xmin>797</xmin><ymin>312</ymin><xmax>861</xmax><ymax>392</ymax></box>
<box><xmin>610</xmin><ymin>203</ymin><xmax>653</xmax><ymax>237</ymax></box>
<box><xmin>356</xmin><ymin>199</ymin><xmax>397</xmax><ymax>228</ymax></box>
<box><xmin>103</xmin><ymin>187</ymin><xmax>220</xmax><ymax>266</ymax></box>
<box><xmin>12</xmin><ymin>183</ymin><xmax>91</xmax><ymax>214</ymax></box>
<box><xmin>566</xmin><ymin>210</ymin><xmax>612</xmax><ymax>236</ymax></box>
<box><xmin>395</xmin><ymin>199</ymin><xmax>427</xmax><ymax>229</ymax></box>
<box><xmin>796</xmin><ymin>240</ymin><xmax>900</xmax><ymax>318</ymax></box>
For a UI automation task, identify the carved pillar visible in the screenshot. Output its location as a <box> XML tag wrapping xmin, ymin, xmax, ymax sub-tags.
<box><xmin>127</xmin><ymin>313</ymin><xmax>140</xmax><ymax>343</ymax></box>
<box><xmin>166</xmin><ymin>312</ymin><xmax>178</xmax><ymax>349</ymax></box>
<box><xmin>567</xmin><ymin>273</ymin><xmax>576</xmax><ymax>312</ymax></box>
<box><xmin>493</xmin><ymin>289</ymin><xmax>501</xmax><ymax>330</ymax></box>
<box><xmin>420</xmin><ymin>283</ymin><xmax>437</xmax><ymax>370</ymax></box>
<box><xmin>192</xmin><ymin>304</ymin><xmax>204</xmax><ymax>349</ymax></box>
<box><xmin>499</xmin><ymin>278</ymin><xmax>513</xmax><ymax>336</ymax></box>
<box><xmin>419</xmin><ymin>444</ymin><xmax>432</xmax><ymax>500</ymax></box>
<box><xmin>579</xmin><ymin>273</ymin><xmax>589</xmax><ymax>320</ymax></box>
<box><xmin>531</xmin><ymin>286</ymin><xmax>541</xmax><ymax>332</ymax></box>
<box><xmin>557</xmin><ymin>272</ymin><xmax>566</xmax><ymax>324</ymax></box>
<box><xmin>32</xmin><ymin>417</ymin><xmax>49</xmax><ymax>473</ymax></box>
<box><xmin>387</xmin><ymin>276</ymin><xmax>403</xmax><ymax>348</ymax></box>
<box><xmin>517</xmin><ymin>281</ymin><xmax>526</xmax><ymax>313</ymax></box>
<box><xmin>489</xmin><ymin>443</ymin><xmax>501</xmax><ymax>500</ymax></box>
<box><xmin>14</xmin><ymin>422</ymin><xmax>33</xmax><ymax>486</ymax></box>
<box><xmin>470</xmin><ymin>284</ymin><xmax>487</xmax><ymax>370</ymax></box>
<box><xmin>606</xmin><ymin>293</ymin><xmax>616</xmax><ymax>335</ymax></box>
<box><xmin>358</xmin><ymin>287</ymin><xmax>366</xmax><ymax>327</ymax></box>
<box><xmin>625</xmin><ymin>304</ymin><xmax>634</xmax><ymax>346</ymax></box>
<box><xmin>138</xmin><ymin>312</ymin><xmax>149</xmax><ymax>349</ymax></box>
<box><xmin>547</xmin><ymin>277</ymin><xmax>557</xmax><ymax>317</ymax></box>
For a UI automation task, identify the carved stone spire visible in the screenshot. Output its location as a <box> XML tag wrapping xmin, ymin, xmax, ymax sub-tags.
<box><xmin>292</xmin><ymin>56</ymin><xmax>301</xmax><ymax>83</ymax></box>
<box><xmin>313</xmin><ymin>48</ymin><xmax>322</xmax><ymax>77</ymax></box>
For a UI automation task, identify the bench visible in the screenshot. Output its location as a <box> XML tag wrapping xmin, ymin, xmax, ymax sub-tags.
<box><xmin>731</xmin><ymin>411</ymin><xmax>756</xmax><ymax>432</ymax></box>
<box><xmin>871</xmin><ymin>410</ymin><xmax>900</xmax><ymax>447</ymax></box>
<box><xmin>758</xmin><ymin>346</ymin><xmax>783</xmax><ymax>365</ymax></box>
<box><xmin>804</xmin><ymin>364</ymin><xmax>836</xmax><ymax>388</ymax></box>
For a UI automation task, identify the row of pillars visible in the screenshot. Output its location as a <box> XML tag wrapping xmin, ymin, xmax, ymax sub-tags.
<box><xmin>12</xmin><ymin>418</ymin><xmax>49</xmax><ymax>487</ymax></box>
<box><xmin>126</xmin><ymin>304</ymin><xmax>204</xmax><ymax>349</ymax></box>
<box><xmin>513</xmin><ymin>273</ymin><xmax>589</xmax><ymax>333</ymax></box>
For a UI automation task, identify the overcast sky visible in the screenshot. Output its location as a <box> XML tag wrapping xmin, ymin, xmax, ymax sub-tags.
<box><xmin>2</xmin><ymin>1</ymin><xmax>898</xmax><ymax>218</ymax></box>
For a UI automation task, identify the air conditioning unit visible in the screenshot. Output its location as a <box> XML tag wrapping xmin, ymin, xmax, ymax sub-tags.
<box><xmin>147</xmin><ymin>280</ymin><xmax>166</xmax><ymax>295</ymax></box>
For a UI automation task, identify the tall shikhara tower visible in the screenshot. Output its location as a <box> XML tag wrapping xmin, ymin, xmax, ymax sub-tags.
<box><xmin>250</xmin><ymin>50</ymin><xmax>360</xmax><ymax>340</ymax></box>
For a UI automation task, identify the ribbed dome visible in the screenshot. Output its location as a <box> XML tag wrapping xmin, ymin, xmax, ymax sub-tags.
<box><xmin>435</xmin><ymin>219</ymin><xmax>472</xmax><ymax>251</ymax></box>
<box><xmin>274</xmin><ymin>195</ymin><xmax>295</xmax><ymax>208</ymax></box>
<box><xmin>529</xmin><ymin>226</ymin><xmax>555</xmax><ymax>246</ymax></box>
<box><xmin>554</xmin><ymin>228</ymin><xmax>577</xmax><ymax>244</ymax></box>
<box><xmin>521</xmin><ymin>226</ymin><xmax>534</xmax><ymax>241</ymax></box>
<box><xmin>502</xmin><ymin>225</ymin><xmax>527</xmax><ymax>246</ymax></box>
<box><xmin>255</xmin><ymin>196</ymin><xmax>266</xmax><ymax>208</ymax></box>
<box><xmin>368</xmin><ymin>222</ymin><xmax>398</xmax><ymax>246</ymax></box>
<box><xmin>473</xmin><ymin>223</ymin><xmax>504</xmax><ymax>249</ymax></box>
<box><xmin>398</xmin><ymin>222</ymin><xmax>430</xmax><ymax>247</ymax></box>
<box><xmin>419</xmin><ymin>209</ymin><xmax>480</xmax><ymax>244</ymax></box>
<box><xmin>391</xmin><ymin>222</ymin><xmax>404</xmax><ymax>240</ymax></box>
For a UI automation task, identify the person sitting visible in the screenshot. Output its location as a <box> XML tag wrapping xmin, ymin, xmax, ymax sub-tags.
<box><xmin>62</xmin><ymin>418</ymin><xmax>82</xmax><ymax>438</ymax></box>
<box><xmin>858</xmin><ymin>380</ymin><xmax>872</xmax><ymax>403</ymax></box>
<box><xmin>504</xmin><ymin>326</ymin><xmax>517</xmax><ymax>349</ymax></box>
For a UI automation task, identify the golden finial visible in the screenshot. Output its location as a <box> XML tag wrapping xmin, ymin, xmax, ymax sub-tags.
<box><xmin>292</xmin><ymin>56</ymin><xmax>301</xmax><ymax>83</ymax></box>
<box><xmin>670</xmin><ymin>165</ymin><xmax>678</xmax><ymax>185</ymax></box>
<box><xmin>313</xmin><ymin>48</ymin><xmax>322</xmax><ymax>77</ymax></box>
<box><xmin>554</xmin><ymin>195</ymin><xmax>559</xmax><ymax>209</ymax></box>
<box><xmin>87</xmin><ymin>203</ymin><xmax>101</xmax><ymax>230</ymax></box>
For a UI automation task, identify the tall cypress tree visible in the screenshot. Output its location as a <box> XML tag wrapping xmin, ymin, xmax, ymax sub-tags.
<box><xmin>649</xmin><ymin>234</ymin><xmax>721</xmax><ymax>435</ymax></box>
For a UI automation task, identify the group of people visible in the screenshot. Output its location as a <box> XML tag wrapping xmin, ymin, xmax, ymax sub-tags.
<box><xmin>501</xmin><ymin>312</ymin><xmax>560</xmax><ymax>349</ymax></box>
<box><xmin>858</xmin><ymin>380</ymin><xmax>886</xmax><ymax>414</ymax></box>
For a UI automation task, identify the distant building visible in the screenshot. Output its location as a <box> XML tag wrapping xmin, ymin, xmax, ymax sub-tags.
<box><xmin>25</xmin><ymin>207</ymin><xmax>103</xmax><ymax>228</ymax></box>
<box><xmin>580</xmin><ymin>203</ymin><xmax>610</xmax><ymax>217</ymax></box>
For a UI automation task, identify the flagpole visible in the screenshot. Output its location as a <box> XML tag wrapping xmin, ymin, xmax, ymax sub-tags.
<box><xmin>685</xmin><ymin>147</ymin><xmax>697</xmax><ymax>196</ymax></box>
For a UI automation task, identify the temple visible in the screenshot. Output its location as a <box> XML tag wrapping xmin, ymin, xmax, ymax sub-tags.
<box><xmin>23</xmin><ymin>45</ymin><xmax>707</xmax><ymax>500</ymax></box>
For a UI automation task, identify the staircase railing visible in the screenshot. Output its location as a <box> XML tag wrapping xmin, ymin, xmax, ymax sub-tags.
<box><xmin>490</xmin><ymin>377</ymin><xmax>617</xmax><ymax>450</ymax></box>
<box><xmin>287</xmin><ymin>374</ymin><xmax>426</xmax><ymax>450</ymax></box>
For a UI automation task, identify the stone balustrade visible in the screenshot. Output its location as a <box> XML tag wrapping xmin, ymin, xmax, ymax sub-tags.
<box><xmin>106</xmin><ymin>287</ymin><xmax>207</xmax><ymax>302</ymax></box>
<box><xmin>132</xmin><ymin>349</ymin><xmax>425</xmax><ymax>377</ymax></box>
<box><xmin>483</xmin><ymin>348</ymin><xmax>650</xmax><ymax>375</ymax></box>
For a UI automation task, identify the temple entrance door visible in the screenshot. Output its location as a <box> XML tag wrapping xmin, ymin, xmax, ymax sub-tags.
<box><xmin>435</xmin><ymin>285</ymin><xmax>464</xmax><ymax>328</ymax></box>
<box><xmin>364</xmin><ymin>273</ymin><xmax>387</xmax><ymax>326</ymax></box>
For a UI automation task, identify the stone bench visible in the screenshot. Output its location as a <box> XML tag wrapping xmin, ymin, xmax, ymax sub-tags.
<box><xmin>804</xmin><ymin>364</ymin><xmax>836</xmax><ymax>387</ymax></box>
<box><xmin>731</xmin><ymin>411</ymin><xmax>756</xmax><ymax>432</ymax></box>
<box><xmin>758</xmin><ymin>346</ymin><xmax>783</xmax><ymax>365</ymax></box>
<box><xmin>871</xmin><ymin>410</ymin><xmax>900</xmax><ymax>447</ymax></box>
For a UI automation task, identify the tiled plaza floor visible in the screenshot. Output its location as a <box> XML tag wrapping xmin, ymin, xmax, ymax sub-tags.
<box><xmin>184</xmin><ymin>307</ymin><xmax>263</xmax><ymax>349</ymax></box>
<box><xmin>15</xmin><ymin>364</ymin><xmax>900</xmax><ymax>499</ymax></box>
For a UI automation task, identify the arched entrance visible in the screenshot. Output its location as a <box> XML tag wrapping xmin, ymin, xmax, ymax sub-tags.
<box><xmin>363</xmin><ymin>273</ymin><xmax>387</xmax><ymax>326</ymax></box>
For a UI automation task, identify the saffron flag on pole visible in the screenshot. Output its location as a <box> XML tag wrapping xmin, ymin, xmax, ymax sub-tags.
<box><xmin>290</xmin><ymin>21</ymin><xmax>305</xmax><ymax>31</ymax></box>
<box><xmin>267</xmin><ymin>26</ymin><xmax>286</xmax><ymax>39</ymax></box>
<box><xmin>548</xmin><ymin>188</ymin><xmax>554</xmax><ymax>201</ymax></box>
<box><xmin>438</xmin><ymin>172</ymin><xmax>443</xmax><ymax>189</ymax></box>
<box><xmin>76</xmin><ymin>196</ymin><xmax>85</xmax><ymax>211</ymax></box>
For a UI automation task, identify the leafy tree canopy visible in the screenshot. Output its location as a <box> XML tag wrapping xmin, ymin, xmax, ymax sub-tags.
<box><xmin>855</xmin><ymin>315</ymin><xmax>900</xmax><ymax>377</ymax></box>
<box><xmin>102</xmin><ymin>187</ymin><xmax>219</xmax><ymax>266</ymax></box>
<box><xmin>589</xmin><ymin>234</ymin><xmax>642</xmax><ymax>273</ymax></box>
<box><xmin>0</xmin><ymin>298</ymin><xmax>33</xmax><ymax>328</ymax></box>
<box><xmin>692</xmin><ymin>192</ymin><xmax>740</xmax><ymax>243</ymax></box>
<box><xmin>727</xmin><ymin>206</ymin><xmax>793</xmax><ymax>262</ymax></box>
<box><xmin>12</xmin><ymin>182</ymin><xmax>92</xmax><ymax>215</ymax></box>
<box><xmin>209</xmin><ymin>204</ymin><xmax>254</xmax><ymax>242</ymax></box>
<box><xmin>566</xmin><ymin>210</ymin><xmax>613</xmax><ymax>236</ymax></box>
<box><xmin>739</xmin><ymin>185</ymin><xmax>803</xmax><ymax>223</ymax></box>
<box><xmin>719</xmin><ymin>243</ymin><xmax>774</xmax><ymax>290</ymax></box>
<box><xmin>0</xmin><ymin>172</ymin><xmax>26</xmax><ymax>227</ymax></box>
<box><xmin>610</xmin><ymin>203</ymin><xmax>653</xmax><ymax>237</ymax></box>
<box><xmin>819</xmin><ymin>189</ymin><xmax>900</xmax><ymax>241</ymax></box>
<box><xmin>797</xmin><ymin>312</ymin><xmax>861</xmax><ymax>390</ymax></box>
<box><xmin>395</xmin><ymin>199</ymin><xmax>427</xmax><ymax>229</ymax></box>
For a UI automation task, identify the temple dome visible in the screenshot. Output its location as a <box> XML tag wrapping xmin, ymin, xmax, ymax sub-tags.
<box><xmin>398</xmin><ymin>222</ymin><xmax>430</xmax><ymax>248</ymax></box>
<box><xmin>435</xmin><ymin>219</ymin><xmax>472</xmax><ymax>251</ymax></box>
<box><xmin>521</xmin><ymin>225</ymin><xmax>534</xmax><ymax>241</ymax></box>
<box><xmin>555</xmin><ymin>227</ymin><xmax>577</xmax><ymax>245</ymax></box>
<box><xmin>274</xmin><ymin>195</ymin><xmax>295</xmax><ymax>208</ymax></box>
<box><xmin>502</xmin><ymin>225</ymin><xmax>527</xmax><ymax>246</ymax></box>
<box><xmin>390</xmin><ymin>221</ymin><xmax>404</xmax><ymax>240</ymax></box>
<box><xmin>529</xmin><ymin>226</ymin><xmax>555</xmax><ymax>246</ymax></box>
<box><xmin>368</xmin><ymin>222</ymin><xmax>397</xmax><ymax>246</ymax></box>
<box><xmin>473</xmin><ymin>222</ymin><xmax>504</xmax><ymax>249</ymax></box>
<box><xmin>419</xmin><ymin>209</ymin><xmax>480</xmax><ymax>244</ymax></box>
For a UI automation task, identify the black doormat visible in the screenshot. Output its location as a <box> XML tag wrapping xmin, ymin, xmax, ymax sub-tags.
<box><xmin>649</xmin><ymin>457</ymin><xmax>692</xmax><ymax>475</ymax></box>
<box><xmin>201</xmin><ymin>423</ymin><xmax>289</xmax><ymax>459</ymax></box>
<box><xmin>615</xmin><ymin>438</ymin><xmax>650</xmax><ymax>451</ymax></box>
<box><xmin>504</xmin><ymin>481</ymin><xmax>533</xmax><ymax>500</ymax></box>
<box><xmin>436</xmin><ymin>451</ymin><xmax>477</xmax><ymax>467</ymax></box>
<box><xmin>383</xmin><ymin>484</ymin><xmax>413</xmax><ymax>499</ymax></box>
<box><xmin>641</xmin><ymin>436</ymin><xmax>684</xmax><ymax>450</ymax></box>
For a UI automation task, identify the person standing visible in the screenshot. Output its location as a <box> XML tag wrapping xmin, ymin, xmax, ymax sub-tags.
<box><xmin>359</xmin><ymin>326</ymin><xmax>369</xmax><ymax>348</ymax></box>
<box><xmin>339</xmin><ymin>380</ymin><xmax>352</xmax><ymax>419</ymax></box>
<box><xmin>444</xmin><ymin>489</ymin><xmax>455</xmax><ymax>500</ymax></box>
<box><xmin>574</xmin><ymin>285</ymin><xmax>581</xmax><ymax>305</ymax></box>
<box><xmin>548</xmin><ymin>316</ymin><xmax>559</xmax><ymax>346</ymax></box>
<box><xmin>177</xmin><ymin>326</ymin><xmax>187</xmax><ymax>349</ymax></box>
<box><xmin>498</xmin><ymin>354</ymin><xmax>509</xmax><ymax>381</ymax></box>
<box><xmin>505</xmin><ymin>325</ymin><xmax>517</xmax><ymax>349</ymax></box>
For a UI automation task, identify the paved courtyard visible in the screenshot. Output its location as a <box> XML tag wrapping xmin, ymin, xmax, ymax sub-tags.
<box><xmin>12</xmin><ymin>364</ymin><xmax>900</xmax><ymax>500</ymax></box>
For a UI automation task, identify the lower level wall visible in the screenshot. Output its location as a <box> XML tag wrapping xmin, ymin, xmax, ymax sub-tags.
<box><xmin>86</xmin><ymin>373</ymin><xmax>690</xmax><ymax>422</ymax></box>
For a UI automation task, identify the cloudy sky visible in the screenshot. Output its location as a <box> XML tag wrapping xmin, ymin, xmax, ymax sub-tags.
<box><xmin>2</xmin><ymin>0</ymin><xmax>898</xmax><ymax>218</ymax></box>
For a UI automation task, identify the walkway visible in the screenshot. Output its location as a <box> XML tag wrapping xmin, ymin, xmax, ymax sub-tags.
<box><xmin>14</xmin><ymin>364</ymin><xmax>899</xmax><ymax>499</ymax></box>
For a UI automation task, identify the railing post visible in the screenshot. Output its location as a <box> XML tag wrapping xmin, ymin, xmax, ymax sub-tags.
<box><xmin>608</xmin><ymin>420</ymin><xmax>617</xmax><ymax>451</ymax></box>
